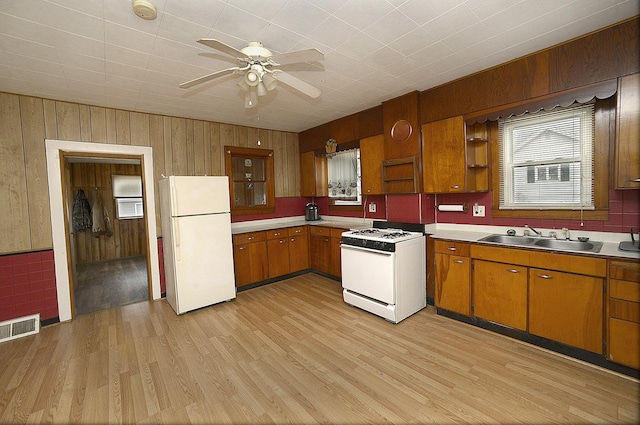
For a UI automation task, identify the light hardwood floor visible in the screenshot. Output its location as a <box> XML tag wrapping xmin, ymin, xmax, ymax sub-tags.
<box><xmin>1</xmin><ymin>273</ymin><xmax>638</xmax><ymax>424</ymax></box>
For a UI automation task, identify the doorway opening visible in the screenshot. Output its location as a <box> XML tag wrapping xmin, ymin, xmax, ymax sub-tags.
<box><xmin>46</xmin><ymin>140</ymin><xmax>161</xmax><ymax>322</ymax></box>
<box><xmin>66</xmin><ymin>155</ymin><xmax>149</xmax><ymax>315</ymax></box>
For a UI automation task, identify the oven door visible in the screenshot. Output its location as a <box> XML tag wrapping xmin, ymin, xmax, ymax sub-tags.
<box><xmin>341</xmin><ymin>244</ymin><xmax>395</xmax><ymax>304</ymax></box>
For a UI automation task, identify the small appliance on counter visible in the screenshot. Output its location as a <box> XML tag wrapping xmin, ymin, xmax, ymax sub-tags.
<box><xmin>305</xmin><ymin>202</ymin><xmax>320</xmax><ymax>221</ymax></box>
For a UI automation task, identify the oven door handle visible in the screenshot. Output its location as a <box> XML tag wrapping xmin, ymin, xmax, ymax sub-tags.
<box><xmin>340</xmin><ymin>244</ymin><xmax>394</xmax><ymax>256</ymax></box>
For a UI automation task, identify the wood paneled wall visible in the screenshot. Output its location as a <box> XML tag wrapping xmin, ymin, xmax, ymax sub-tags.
<box><xmin>0</xmin><ymin>93</ymin><xmax>300</xmax><ymax>255</ymax></box>
<box><xmin>420</xmin><ymin>17</ymin><xmax>640</xmax><ymax>123</ymax></box>
<box><xmin>70</xmin><ymin>163</ymin><xmax>146</xmax><ymax>264</ymax></box>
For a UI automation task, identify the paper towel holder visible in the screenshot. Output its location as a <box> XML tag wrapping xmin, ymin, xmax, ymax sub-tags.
<box><xmin>437</xmin><ymin>202</ymin><xmax>468</xmax><ymax>212</ymax></box>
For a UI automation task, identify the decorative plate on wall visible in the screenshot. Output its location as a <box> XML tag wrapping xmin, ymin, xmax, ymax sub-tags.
<box><xmin>391</xmin><ymin>120</ymin><xmax>412</xmax><ymax>143</ymax></box>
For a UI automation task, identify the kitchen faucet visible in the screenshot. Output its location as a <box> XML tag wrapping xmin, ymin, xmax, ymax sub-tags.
<box><xmin>524</xmin><ymin>224</ymin><xmax>542</xmax><ymax>237</ymax></box>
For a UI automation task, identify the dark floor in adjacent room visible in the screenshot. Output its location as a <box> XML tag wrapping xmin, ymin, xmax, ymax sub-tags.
<box><xmin>74</xmin><ymin>255</ymin><xmax>148</xmax><ymax>315</ymax></box>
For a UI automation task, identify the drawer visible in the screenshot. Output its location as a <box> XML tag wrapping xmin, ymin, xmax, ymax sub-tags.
<box><xmin>233</xmin><ymin>231</ymin><xmax>266</xmax><ymax>244</ymax></box>
<box><xmin>267</xmin><ymin>228</ymin><xmax>287</xmax><ymax>240</ymax></box>
<box><xmin>287</xmin><ymin>226</ymin><xmax>307</xmax><ymax>236</ymax></box>
<box><xmin>435</xmin><ymin>240</ymin><xmax>470</xmax><ymax>256</ymax></box>
<box><xmin>610</xmin><ymin>279</ymin><xmax>640</xmax><ymax>302</ymax></box>
<box><xmin>310</xmin><ymin>226</ymin><xmax>331</xmax><ymax>236</ymax></box>
<box><xmin>609</xmin><ymin>298</ymin><xmax>640</xmax><ymax>323</ymax></box>
<box><xmin>609</xmin><ymin>259</ymin><xmax>640</xmax><ymax>282</ymax></box>
<box><xmin>331</xmin><ymin>227</ymin><xmax>348</xmax><ymax>238</ymax></box>
<box><xmin>608</xmin><ymin>318</ymin><xmax>640</xmax><ymax>369</ymax></box>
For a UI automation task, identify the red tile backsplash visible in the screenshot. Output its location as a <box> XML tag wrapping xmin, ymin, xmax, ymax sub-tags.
<box><xmin>0</xmin><ymin>250</ymin><xmax>57</xmax><ymax>323</ymax></box>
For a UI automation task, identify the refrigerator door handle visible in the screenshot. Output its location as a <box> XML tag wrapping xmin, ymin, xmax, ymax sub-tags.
<box><xmin>174</xmin><ymin>219</ymin><xmax>181</xmax><ymax>261</ymax></box>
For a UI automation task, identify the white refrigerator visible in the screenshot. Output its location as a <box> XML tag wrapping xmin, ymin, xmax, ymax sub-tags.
<box><xmin>159</xmin><ymin>176</ymin><xmax>236</xmax><ymax>314</ymax></box>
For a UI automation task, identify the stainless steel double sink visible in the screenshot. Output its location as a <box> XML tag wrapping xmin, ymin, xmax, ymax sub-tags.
<box><xmin>479</xmin><ymin>234</ymin><xmax>603</xmax><ymax>253</ymax></box>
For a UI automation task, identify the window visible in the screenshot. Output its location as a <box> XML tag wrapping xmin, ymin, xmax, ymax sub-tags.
<box><xmin>499</xmin><ymin>103</ymin><xmax>594</xmax><ymax>210</ymax></box>
<box><xmin>327</xmin><ymin>148</ymin><xmax>361</xmax><ymax>206</ymax></box>
<box><xmin>225</xmin><ymin>146</ymin><xmax>275</xmax><ymax>215</ymax></box>
<box><xmin>112</xmin><ymin>174</ymin><xmax>144</xmax><ymax>219</ymax></box>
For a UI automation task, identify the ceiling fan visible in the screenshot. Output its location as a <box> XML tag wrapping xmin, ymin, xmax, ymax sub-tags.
<box><xmin>180</xmin><ymin>39</ymin><xmax>324</xmax><ymax>108</ymax></box>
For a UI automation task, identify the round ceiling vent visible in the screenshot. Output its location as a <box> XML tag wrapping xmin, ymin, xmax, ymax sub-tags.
<box><xmin>132</xmin><ymin>0</ymin><xmax>157</xmax><ymax>20</ymax></box>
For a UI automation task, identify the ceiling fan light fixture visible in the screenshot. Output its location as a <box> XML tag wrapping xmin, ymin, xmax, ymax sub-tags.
<box><xmin>257</xmin><ymin>82</ymin><xmax>267</xmax><ymax>97</ymax></box>
<box><xmin>237</xmin><ymin>78</ymin><xmax>250</xmax><ymax>92</ymax></box>
<box><xmin>244</xmin><ymin>69</ymin><xmax>260</xmax><ymax>87</ymax></box>
<box><xmin>245</xmin><ymin>90</ymin><xmax>258</xmax><ymax>108</ymax></box>
<box><xmin>262</xmin><ymin>72</ymin><xmax>278</xmax><ymax>91</ymax></box>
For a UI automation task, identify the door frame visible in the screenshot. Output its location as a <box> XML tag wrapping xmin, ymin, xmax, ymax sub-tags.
<box><xmin>46</xmin><ymin>139</ymin><xmax>161</xmax><ymax>321</ymax></box>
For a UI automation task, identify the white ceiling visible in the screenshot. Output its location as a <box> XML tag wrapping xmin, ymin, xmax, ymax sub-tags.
<box><xmin>0</xmin><ymin>1</ymin><xmax>637</xmax><ymax>133</ymax></box>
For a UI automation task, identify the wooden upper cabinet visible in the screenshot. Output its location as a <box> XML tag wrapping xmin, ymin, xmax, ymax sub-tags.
<box><xmin>422</xmin><ymin>116</ymin><xmax>466</xmax><ymax>193</ymax></box>
<box><xmin>360</xmin><ymin>134</ymin><xmax>384</xmax><ymax>195</ymax></box>
<box><xmin>300</xmin><ymin>151</ymin><xmax>327</xmax><ymax>197</ymax></box>
<box><xmin>382</xmin><ymin>91</ymin><xmax>421</xmax><ymax>161</ymax></box>
<box><xmin>615</xmin><ymin>73</ymin><xmax>640</xmax><ymax>189</ymax></box>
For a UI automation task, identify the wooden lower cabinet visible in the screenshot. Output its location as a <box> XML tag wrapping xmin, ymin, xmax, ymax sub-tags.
<box><xmin>310</xmin><ymin>227</ymin><xmax>331</xmax><ymax>274</ymax></box>
<box><xmin>607</xmin><ymin>259</ymin><xmax>640</xmax><ymax>369</ymax></box>
<box><xmin>434</xmin><ymin>241</ymin><xmax>471</xmax><ymax>315</ymax></box>
<box><xmin>267</xmin><ymin>236</ymin><xmax>290</xmax><ymax>278</ymax></box>
<box><xmin>233</xmin><ymin>231</ymin><xmax>268</xmax><ymax>288</ymax></box>
<box><xmin>288</xmin><ymin>227</ymin><xmax>309</xmax><ymax>273</ymax></box>
<box><xmin>330</xmin><ymin>228</ymin><xmax>344</xmax><ymax>278</ymax></box>
<box><xmin>528</xmin><ymin>268</ymin><xmax>603</xmax><ymax>353</ymax></box>
<box><xmin>472</xmin><ymin>259</ymin><xmax>527</xmax><ymax>331</ymax></box>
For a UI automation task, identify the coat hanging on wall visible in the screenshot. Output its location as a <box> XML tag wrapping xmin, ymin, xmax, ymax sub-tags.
<box><xmin>72</xmin><ymin>189</ymin><xmax>92</xmax><ymax>231</ymax></box>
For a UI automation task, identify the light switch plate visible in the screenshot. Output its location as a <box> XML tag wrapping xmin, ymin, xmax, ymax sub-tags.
<box><xmin>368</xmin><ymin>202</ymin><xmax>376</xmax><ymax>213</ymax></box>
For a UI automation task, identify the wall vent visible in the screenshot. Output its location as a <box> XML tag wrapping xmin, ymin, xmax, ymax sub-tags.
<box><xmin>0</xmin><ymin>314</ymin><xmax>40</xmax><ymax>343</ymax></box>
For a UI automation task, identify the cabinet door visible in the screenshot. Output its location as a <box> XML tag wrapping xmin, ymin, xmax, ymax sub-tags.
<box><xmin>300</xmin><ymin>151</ymin><xmax>328</xmax><ymax>197</ymax></box>
<box><xmin>608</xmin><ymin>318</ymin><xmax>640</xmax><ymax>369</ymax></box>
<box><xmin>422</xmin><ymin>116</ymin><xmax>466</xmax><ymax>193</ymax></box>
<box><xmin>615</xmin><ymin>73</ymin><xmax>640</xmax><ymax>189</ymax></box>
<box><xmin>267</xmin><ymin>237</ymin><xmax>290</xmax><ymax>278</ymax></box>
<box><xmin>529</xmin><ymin>268</ymin><xmax>603</xmax><ymax>353</ymax></box>
<box><xmin>310</xmin><ymin>234</ymin><xmax>331</xmax><ymax>273</ymax></box>
<box><xmin>473</xmin><ymin>260</ymin><xmax>527</xmax><ymax>331</ymax></box>
<box><xmin>435</xmin><ymin>252</ymin><xmax>470</xmax><ymax>315</ymax></box>
<box><xmin>360</xmin><ymin>134</ymin><xmax>385</xmax><ymax>195</ymax></box>
<box><xmin>289</xmin><ymin>235</ymin><xmax>309</xmax><ymax>273</ymax></box>
<box><xmin>233</xmin><ymin>241</ymin><xmax>268</xmax><ymax>287</ymax></box>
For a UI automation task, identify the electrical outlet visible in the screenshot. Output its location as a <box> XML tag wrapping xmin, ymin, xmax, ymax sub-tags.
<box><xmin>368</xmin><ymin>202</ymin><xmax>376</xmax><ymax>213</ymax></box>
<box><xmin>473</xmin><ymin>204</ymin><xmax>485</xmax><ymax>217</ymax></box>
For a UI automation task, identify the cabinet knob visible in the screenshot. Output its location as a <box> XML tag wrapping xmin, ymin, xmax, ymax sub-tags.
<box><xmin>280</xmin><ymin>239</ymin><xmax>285</xmax><ymax>244</ymax></box>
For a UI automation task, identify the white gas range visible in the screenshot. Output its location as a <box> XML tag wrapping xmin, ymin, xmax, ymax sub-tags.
<box><xmin>340</xmin><ymin>223</ymin><xmax>426</xmax><ymax>323</ymax></box>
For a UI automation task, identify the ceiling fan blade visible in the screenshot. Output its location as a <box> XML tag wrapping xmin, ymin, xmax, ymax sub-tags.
<box><xmin>270</xmin><ymin>48</ymin><xmax>324</xmax><ymax>65</ymax></box>
<box><xmin>273</xmin><ymin>71</ymin><xmax>322</xmax><ymax>98</ymax></box>
<box><xmin>197</xmin><ymin>39</ymin><xmax>246</xmax><ymax>59</ymax></box>
<box><xmin>179</xmin><ymin>67</ymin><xmax>240</xmax><ymax>89</ymax></box>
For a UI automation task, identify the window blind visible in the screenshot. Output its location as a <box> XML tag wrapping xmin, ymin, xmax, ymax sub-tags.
<box><xmin>498</xmin><ymin>103</ymin><xmax>595</xmax><ymax>210</ymax></box>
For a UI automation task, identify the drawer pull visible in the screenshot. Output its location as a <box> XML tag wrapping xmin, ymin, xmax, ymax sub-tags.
<box><xmin>453</xmin><ymin>259</ymin><xmax>464</xmax><ymax>264</ymax></box>
<box><xmin>536</xmin><ymin>273</ymin><xmax>553</xmax><ymax>279</ymax></box>
<box><xmin>451</xmin><ymin>185</ymin><xmax>460</xmax><ymax>189</ymax></box>
<box><xmin>239</xmin><ymin>246</ymin><xmax>246</xmax><ymax>251</ymax></box>
<box><xmin>247</xmin><ymin>236</ymin><xmax>254</xmax><ymax>240</ymax></box>
<box><xmin>447</xmin><ymin>247</ymin><xmax>457</xmax><ymax>251</ymax></box>
<box><xmin>507</xmin><ymin>268</ymin><xmax>520</xmax><ymax>273</ymax></box>
<box><xmin>631</xmin><ymin>178</ymin><xmax>640</xmax><ymax>183</ymax></box>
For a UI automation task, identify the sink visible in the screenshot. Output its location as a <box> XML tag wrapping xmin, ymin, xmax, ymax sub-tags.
<box><xmin>533</xmin><ymin>238</ymin><xmax>603</xmax><ymax>253</ymax></box>
<box><xmin>479</xmin><ymin>235</ymin><xmax>536</xmax><ymax>246</ymax></box>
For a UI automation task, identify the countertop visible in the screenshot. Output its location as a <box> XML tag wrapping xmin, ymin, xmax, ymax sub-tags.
<box><xmin>425</xmin><ymin>223</ymin><xmax>640</xmax><ymax>260</ymax></box>
<box><xmin>231</xmin><ymin>216</ymin><xmax>372</xmax><ymax>235</ymax></box>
